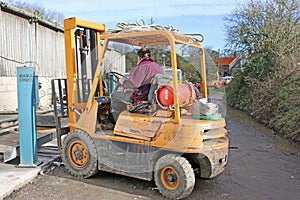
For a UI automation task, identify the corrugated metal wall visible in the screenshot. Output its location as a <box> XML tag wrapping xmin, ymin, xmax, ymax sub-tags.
<box><xmin>0</xmin><ymin>3</ymin><xmax>126</xmax><ymax>111</ymax></box>
<box><xmin>104</xmin><ymin>49</ymin><xmax>126</xmax><ymax>74</ymax></box>
<box><xmin>0</xmin><ymin>8</ymin><xmax>66</xmax><ymax>78</ymax></box>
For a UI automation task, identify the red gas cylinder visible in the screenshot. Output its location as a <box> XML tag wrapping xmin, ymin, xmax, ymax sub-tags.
<box><xmin>156</xmin><ymin>83</ymin><xmax>196</xmax><ymax>108</ymax></box>
<box><xmin>156</xmin><ymin>85</ymin><xmax>174</xmax><ymax>107</ymax></box>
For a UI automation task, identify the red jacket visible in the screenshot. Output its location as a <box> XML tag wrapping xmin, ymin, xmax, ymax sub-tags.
<box><xmin>123</xmin><ymin>57</ymin><xmax>163</xmax><ymax>101</ymax></box>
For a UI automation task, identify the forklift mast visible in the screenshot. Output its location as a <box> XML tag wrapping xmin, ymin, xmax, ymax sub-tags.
<box><xmin>63</xmin><ymin>17</ymin><xmax>105</xmax><ymax>125</ymax></box>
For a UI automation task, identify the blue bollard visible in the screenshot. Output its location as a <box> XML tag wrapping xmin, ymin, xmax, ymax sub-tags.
<box><xmin>109</xmin><ymin>74</ymin><xmax>116</xmax><ymax>95</ymax></box>
<box><xmin>35</xmin><ymin>76</ymin><xmax>40</xmax><ymax>109</ymax></box>
<box><xmin>17</xmin><ymin>67</ymin><xmax>37</xmax><ymax>167</ymax></box>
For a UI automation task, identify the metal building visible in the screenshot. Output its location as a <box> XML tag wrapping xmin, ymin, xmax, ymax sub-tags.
<box><xmin>0</xmin><ymin>2</ymin><xmax>66</xmax><ymax>111</ymax></box>
<box><xmin>0</xmin><ymin>2</ymin><xmax>126</xmax><ymax>111</ymax></box>
<box><xmin>0</xmin><ymin>2</ymin><xmax>65</xmax><ymax>77</ymax></box>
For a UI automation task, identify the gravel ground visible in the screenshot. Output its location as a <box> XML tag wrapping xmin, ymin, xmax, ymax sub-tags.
<box><xmin>4</xmin><ymin>108</ymin><xmax>300</xmax><ymax>200</ymax></box>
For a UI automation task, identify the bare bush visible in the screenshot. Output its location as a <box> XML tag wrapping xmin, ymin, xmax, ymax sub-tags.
<box><xmin>6</xmin><ymin>0</ymin><xmax>64</xmax><ymax>25</ymax></box>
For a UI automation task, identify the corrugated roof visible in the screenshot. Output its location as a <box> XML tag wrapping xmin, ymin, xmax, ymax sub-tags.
<box><xmin>0</xmin><ymin>1</ymin><xmax>63</xmax><ymax>32</ymax></box>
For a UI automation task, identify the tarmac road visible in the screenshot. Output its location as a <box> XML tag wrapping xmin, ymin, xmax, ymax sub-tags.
<box><xmin>4</xmin><ymin>108</ymin><xmax>300</xmax><ymax>200</ymax></box>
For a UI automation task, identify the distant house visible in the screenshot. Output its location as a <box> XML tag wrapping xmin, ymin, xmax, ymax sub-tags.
<box><xmin>215</xmin><ymin>53</ymin><xmax>245</xmax><ymax>76</ymax></box>
<box><xmin>229</xmin><ymin>56</ymin><xmax>246</xmax><ymax>75</ymax></box>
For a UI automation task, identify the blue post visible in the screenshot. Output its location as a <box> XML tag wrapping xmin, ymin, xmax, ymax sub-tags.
<box><xmin>35</xmin><ymin>76</ymin><xmax>40</xmax><ymax>109</ymax></box>
<box><xmin>17</xmin><ymin>67</ymin><xmax>37</xmax><ymax>167</ymax></box>
<box><xmin>109</xmin><ymin>74</ymin><xmax>116</xmax><ymax>94</ymax></box>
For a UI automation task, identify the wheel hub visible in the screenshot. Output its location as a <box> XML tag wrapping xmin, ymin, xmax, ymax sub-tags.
<box><xmin>68</xmin><ymin>140</ymin><xmax>89</xmax><ymax>169</ymax></box>
<box><xmin>74</xmin><ymin>147</ymin><xmax>83</xmax><ymax>160</ymax></box>
<box><xmin>167</xmin><ymin>173</ymin><xmax>177</xmax><ymax>183</ymax></box>
<box><xmin>161</xmin><ymin>166</ymin><xmax>180</xmax><ymax>190</ymax></box>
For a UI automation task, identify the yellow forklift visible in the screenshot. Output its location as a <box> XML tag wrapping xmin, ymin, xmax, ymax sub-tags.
<box><xmin>58</xmin><ymin>17</ymin><xmax>228</xmax><ymax>199</ymax></box>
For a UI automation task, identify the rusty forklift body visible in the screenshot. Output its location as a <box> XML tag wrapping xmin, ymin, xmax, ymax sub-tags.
<box><xmin>58</xmin><ymin>17</ymin><xmax>228</xmax><ymax>199</ymax></box>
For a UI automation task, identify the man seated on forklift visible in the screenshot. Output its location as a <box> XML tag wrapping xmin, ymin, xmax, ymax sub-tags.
<box><xmin>108</xmin><ymin>47</ymin><xmax>163</xmax><ymax>125</ymax></box>
<box><xmin>119</xmin><ymin>47</ymin><xmax>163</xmax><ymax>101</ymax></box>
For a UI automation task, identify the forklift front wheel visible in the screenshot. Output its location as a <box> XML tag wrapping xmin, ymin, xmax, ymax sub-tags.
<box><xmin>62</xmin><ymin>129</ymin><xmax>98</xmax><ymax>178</ymax></box>
<box><xmin>154</xmin><ymin>154</ymin><xmax>195</xmax><ymax>199</ymax></box>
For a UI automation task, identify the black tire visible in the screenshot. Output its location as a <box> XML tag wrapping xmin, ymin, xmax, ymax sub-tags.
<box><xmin>154</xmin><ymin>154</ymin><xmax>195</xmax><ymax>200</ymax></box>
<box><xmin>61</xmin><ymin>129</ymin><xmax>98</xmax><ymax>178</ymax></box>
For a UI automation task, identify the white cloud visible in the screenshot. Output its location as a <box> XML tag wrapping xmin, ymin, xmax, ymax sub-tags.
<box><xmin>5</xmin><ymin>0</ymin><xmax>249</xmax><ymax>49</ymax></box>
<box><xmin>15</xmin><ymin>0</ymin><xmax>244</xmax><ymax>21</ymax></box>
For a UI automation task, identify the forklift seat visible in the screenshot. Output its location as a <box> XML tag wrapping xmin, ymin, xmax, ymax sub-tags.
<box><xmin>95</xmin><ymin>96</ymin><xmax>111</xmax><ymax>106</ymax></box>
<box><xmin>128</xmin><ymin>74</ymin><xmax>171</xmax><ymax>113</ymax></box>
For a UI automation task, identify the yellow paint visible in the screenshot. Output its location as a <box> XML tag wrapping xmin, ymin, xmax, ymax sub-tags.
<box><xmin>86</xmin><ymin>39</ymin><xmax>108</xmax><ymax>112</ymax></box>
<box><xmin>150</xmin><ymin>119</ymin><xmax>203</xmax><ymax>152</ymax></box>
<box><xmin>63</xmin><ymin>17</ymin><xmax>228</xmax><ymax>156</ymax></box>
<box><xmin>200</xmin><ymin>48</ymin><xmax>208</xmax><ymax>98</ymax></box>
<box><xmin>63</xmin><ymin>17</ymin><xmax>105</xmax><ymax>130</ymax></box>
<box><xmin>114</xmin><ymin>111</ymin><xmax>164</xmax><ymax>139</ymax></box>
<box><xmin>108</xmin><ymin>111</ymin><xmax>227</xmax><ymax>153</ymax></box>
<box><xmin>74</xmin><ymin>99</ymin><xmax>98</xmax><ymax>135</ymax></box>
<box><xmin>64</xmin><ymin>17</ymin><xmax>105</xmax><ymax>32</ymax></box>
<box><xmin>63</xmin><ymin>28</ymin><xmax>77</xmax><ymax>125</ymax></box>
<box><xmin>89</xmin><ymin>117</ymin><xmax>227</xmax><ymax>154</ymax></box>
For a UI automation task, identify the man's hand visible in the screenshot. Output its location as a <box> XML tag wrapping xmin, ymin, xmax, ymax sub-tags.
<box><xmin>119</xmin><ymin>77</ymin><xmax>126</xmax><ymax>84</ymax></box>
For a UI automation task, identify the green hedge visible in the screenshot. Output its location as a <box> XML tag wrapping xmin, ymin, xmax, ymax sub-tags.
<box><xmin>227</xmin><ymin>62</ymin><xmax>300</xmax><ymax>144</ymax></box>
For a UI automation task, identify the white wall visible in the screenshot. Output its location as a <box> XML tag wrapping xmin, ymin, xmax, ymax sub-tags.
<box><xmin>36</xmin><ymin>77</ymin><xmax>55</xmax><ymax>109</ymax></box>
<box><xmin>0</xmin><ymin>77</ymin><xmax>17</xmax><ymax>111</ymax></box>
<box><xmin>0</xmin><ymin>76</ymin><xmax>54</xmax><ymax>111</ymax></box>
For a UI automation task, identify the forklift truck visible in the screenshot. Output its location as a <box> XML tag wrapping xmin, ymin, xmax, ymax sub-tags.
<box><xmin>58</xmin><ymin>17</ymin><xmax>228</xmax><ymax>199</ymax></box>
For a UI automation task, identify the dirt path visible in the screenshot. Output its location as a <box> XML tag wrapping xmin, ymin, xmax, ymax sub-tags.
<box><xmin>4</xmin><ymin>108</ymin><xmax>300</xmax><ymax>200</ymax></box>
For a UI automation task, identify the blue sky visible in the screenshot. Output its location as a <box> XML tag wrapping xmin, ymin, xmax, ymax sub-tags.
<box><xmin>6</xmin><ymin>0</ymin><xmax>249</xmax><ymax>50</ymax></box>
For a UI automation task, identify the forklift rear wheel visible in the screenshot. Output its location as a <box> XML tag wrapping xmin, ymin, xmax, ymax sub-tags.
<box><xmin>154</xmin><ymin>154</ymin><xmax>195</xmax><ymax>199</ymax></box>
<box><xmin>62</xmin><ymin>129</ymin><xmax>98</xmax><ymax>178</ymax></box>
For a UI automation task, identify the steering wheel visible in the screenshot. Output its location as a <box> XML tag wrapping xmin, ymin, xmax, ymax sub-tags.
<box><xmin>107</xmin><ymin>71</ymin><xmax>128</xmax><ymax>91</ymax></box>
<box><xmin>108</xmin><ymin>71</ymin><xmax>127</xmax><ymax>82</ymax></box>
